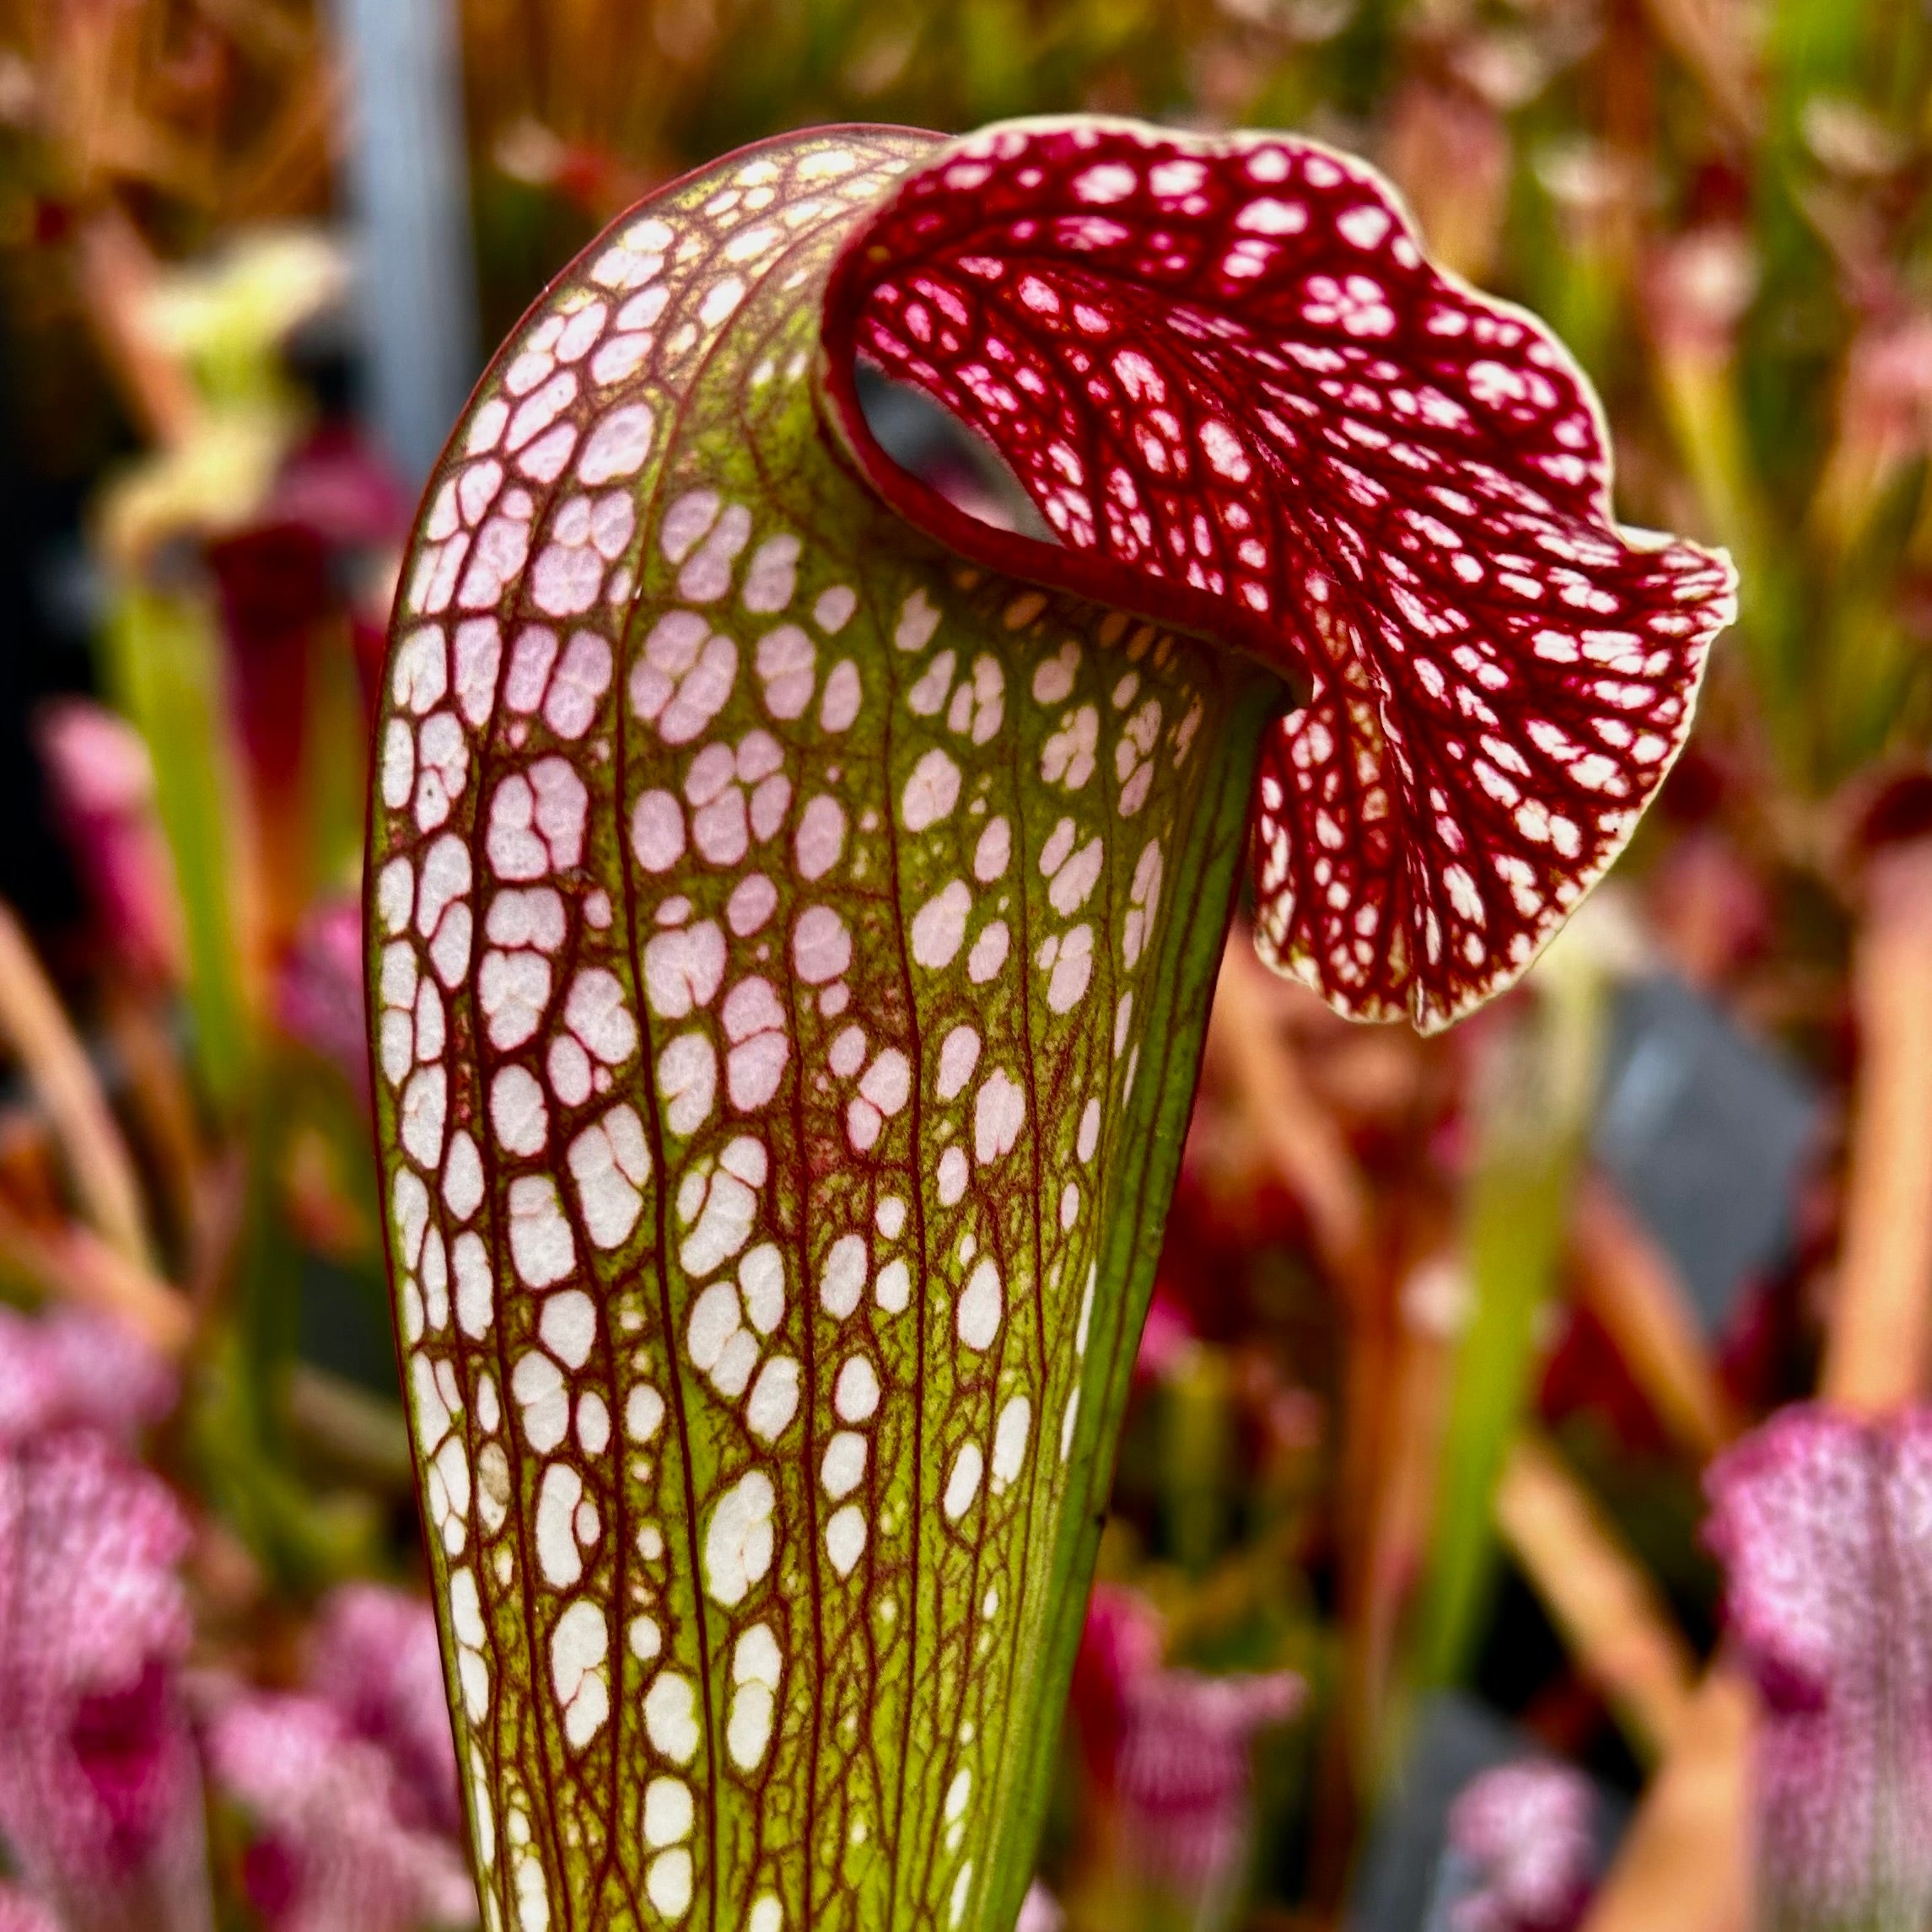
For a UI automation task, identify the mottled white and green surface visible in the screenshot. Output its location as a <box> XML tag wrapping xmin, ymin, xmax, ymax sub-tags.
<box><xmin>368</xmin><ymin>127</ymin><xmax>1280</xmax><ymax>1932</ymax></box>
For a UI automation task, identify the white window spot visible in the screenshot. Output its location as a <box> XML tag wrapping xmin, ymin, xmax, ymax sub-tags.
<box><xmin>835</xmin><ymin>1355</ymin><xmax>880</xmax><ymax>1422</ymax></box>
<box><xmin>659</xmin><ymin>491</ymin><xmax>720</xmax><ymax>565</ymax></box>
<box><xmin>1338</xmin><ymin>203</ymin><xmax>1392</xmax><ymax>249</ymax></box>
<box><xmin>967</xmin><ymin>920</ymin><xmax>1009</xmax><ymax>983</ymax></box>
<box><xmin>829</xmin><ymin>1025</ymin><xmax>866</xmax><ymax>1079</ymax></box>
<box><xmin>698</xmin><ymin>276</ymin><xmax>745</xmax><ymax>327</ymax></box>
<box><xmin>821</xmin><ymin>1429</ymin><xmax>867</xmax><ymax>1499</ymax></box>
<box><xmin>825</xmin><ymin>1504</ymin><xmax>867</xmax><ymax>1577</ymax></box>
<box><xmin>509</xmin><ymin>1176</ymin><xmax>574</xmax><ymax>1288</ymax></box>
<box><xmin>392</xmin><ymin>1170</ymin><xmax>431</xmax><ymax>1270</ymax></box>
<box><xmin>739</xmin><ymin>1242</ymin><xmax>785</xmax><ymax>1334</ymax></box>
<box><xmin>514</xmin><ymin>1352</ymin><xmax>563</xmax><ymax>1452</ymax></box>
<box><xmin>549</xmin><ymin>1034</ymin><xmax>592</xmax><ymax>1107</ymax></box>
<box><xmin>1047</xmin><ymin>924</ymin><xmax>1095</xmax><ymax>1014</ymax></box>
<box><xmin>704</xmin><ymin>1469</ymin><xmax>776</xmax><ymax>1606</ymax></box>
<box><xmin>814</xmin><ymin>586</ymin><xmax>856</xmax><ymax>633</ymax></box>
<box><xmin>568</xmin><ymin>1104</ymin><xmax>650</xmax><ymax>1248</ymax></box>
<box><xmin>859</xmin><ymin>1049</ymin><xmax>912</xmax><ymax>1123</ymax></box>
<box><xmin>680</xmin><ymin>503</ymin><xmax>753</xmax><ymax>603</ymax></box>
<box><xmin>658</xmin><ymin>1032</ymin><xmax>718</xmax><ymax>1137</ymax></box>
<box><xmin>579</xmin><ymin>402</ymin><xmax>656</xmax><ymax>485</ymax></box>
<box><xmin>542</xmin><ymin>632</ymin><xmax>613</xmax><ymax>740</ymax></box>
<box><xmin>875</xmin><ymin>1257</ymin><xmax>911</xmax><ymax>1313</ymax></box>
<box><xmin>937</xmin><ymin>1025</ymin><xmax>982</xmax><ymax>1101</ymax></box>
<box><xmin>1031</xmin><ymin>643</ymin><xmax>1081</xmax><ymax>707</ymax></box>
<box><xmin>901</xmin><ymin>749</ymin><xmax>961</xmax><ymax>831</ymax></box>
<box><xmin>537</xmin><ymin>1463</ymin><xmax>586</xmax><ymax>1585</ymax></box>
<box><xmin>630</xmin><ymin>610</ymin><xmax>739</xmax><ymax>745</ymax></box>
<box><xmin>400</xmin><ymin>1065</ymin><xmax>447</xmax><ymax>1167</ymax></box>
<box><xmin>380</xmin><ymin>719</ymin><xmax>414</xmax><ymax>810</ymax></box>
<box><xmin>754</xmin><ymin>622</ymin><xmax>815</xmax><ymax>718</ymax></box>
<box><xmin>677</xmin><ymin>1138</ymin><xmax>767</xmax><ymax>1278</ymax></box>
<box><xmin>380</xmin><ymin>1009</ymin><xmax>414</xmax><ymax>1088</ymax></box>
<box><xmin>479</xmin><ymin>948</ymin><xmax>552</xmax><ymax>1052</ymax></box>
<box><xmin>1039</xmin><ymin>817</ymin><xmax>1076</xmax><ymax>878</ymax></box>
<box><xmin>540</xmin><ymin>1288</ymin><xmax>597</xmax><ymax>1369</ymax></box>
<box><xmin>625</xmin><ymin>1384</ymin><xmax>665</xmax><ymax>1443</ymax></box>
<box><xmin>551</xmin><ymin>1601</ymin><xmax>611</xmax><ymax>1750</ymax></box>
<box><xmin>1123</xmin><ymin>839</ymin><xmax>1164</xmax><ymax>968</ymax></box>
<box><xmin>973</xmin><ymin>817</ymin><xmax>1011</xmax><ymax>882</ymax></box>
<box><xmin>991</xmin><ymin>1396</ymin><xmax>1033</xmax><ymax>1493</ymax></box>
<box><xmin>820</xmin><ymin>1234</ymin><xmax>868</xmax><ymax>1318</ymax></box>
<box><xmin>377</xmin><ymin>858</ymin><xmax>414</xmax><ymax>936</ymax></box>
<box><xmin>644</xmin><ymin>919</ymin><xmax>726</xmax><ymax>1019</ymax></box>
<box><xmin>937</xmin><ymin>1146</ymin><xmax>969</xmax><ymax>1206</ymax></box>
<box><xmin>1048</xmin><ymin>839</ymin><xmax>1105</xmax><ymax>916</ymax></box>
<box><xmin>643</xmin><ymin>1777</ymin><xmax>695</xmax><ymax>1849</ymax></box>
<box><xmin>724</xmin><ymin>977</ymin><xmax>791</xmax><ymax>1111</ymax></box>
<box><xmin>504</xmin><ymin>626</ymin><xmax>558</xmax><ymax>714</ymax></box>
<box><xmin>466</xmin><ymin>397</ymin><xmax>509</xmax><ymax>455</ymax></box>
<box><xmin>444</xmin><ymin>1132</ymin><xmax>484</xmax><ymax>1221</ymax></box>
<box><xmin>487</xmin><ymin>887</ymin><xmax>568</xmax><ymax>953</ymax></box>
<box><xmin>793</xmin><ymin>904</ymin><xmax>852</xmax><ymax>982</ymax></box>
<box><xmin>794</xmin><ymin>795</ymin><xmax>848</xmax><ymax>880</ymax></box>
<box><xmin>742</xmin><ymin>535</ymin><xmax>801</xmax><ymax>614</ymax></box>
<box><xmin>644</xmin><ymin>1849</ymin><xmax>692</xmax><ymax>1920</ymax></box>
<box><xmin>416</xmin><ymin>832</ymin><xmax>470</xmax><ymax>938</ymax></box>
<box><xmin>907</xmin><ymin>648</ymin><xmax>955</xmax><ymax>718</ymax></box>
<box><xmin>727</xmin><ymin>873</ymin><xmax>778</xmax><ymax>936</ymax></box>
<box><xmin>687</xmin><ymin>1280</ymin><xmax>741</xmax><ymax>1374</ymax></box>
<box><xmin>491</xmin><ymin>1064</ymin><xmax>549</xmax><ymax>1156</ymax></box>
<box><xmin>392</xmin><ymin>627</ymin><xmax>449</xmax><ymax>714</ymax></box>
<box><xmin>631</xmin><ymin>788</ymin><xmax>686</xmax><ymax>872</ymax></box>
<box><xmin>487</xmin><ymin>759</ymin><xmax>589</xmax><ymax>878</ymax></box>
<box><xmin>1041</xmin><ymin>704</ymin><xmax>1099</xmax><ymax>788</ymax></box>
<box><xmin>974</xmin><ymin>1069</ymin><xmax>1025</xmax><ymax>1165</ymax></box>
<box><xmin>455</xmin><ymin>1232</ymin><xmax>493</xmax><ymax>1338</ymax></box>
<box><xmin>957</xmin><ymin>1257</ymin><xmax>1003</xmax><ymax>1351</ymax></box>
<box><xmin>643</xmin><ymin>1671</ymin><xmax>700</xmax><ymax>1765</ymax></box>
<box><xmin>819</xmin><ymin>659</ymin><xmax>862</xmax><ymax>732</ymax></box>
<box><xmin>1074</xmin><ymin>162</ymin><xmax>1136</xmax><ymax>203</ymax></box>
<box><xmin>912</xmin><ymin>880</ymin><xmax>972</xmax><ymax>968</ymax></box>
<box><xmin>746</xmin><ymin>1355</ymin><xmax>799</xmax><ymax>1442</ymax></box>
<box><xmin>944</xmin><ymin>1442</ymin><xmax>984</xmax><ymax>1519</ymax></box>
<box><xmin>895</xmin><ymin>589</ymin><xmax>941</xmax><ymax>652</ymax></box>
<box><xmin>566</xmin><ymin>966</ymin><xmax>638</xmax><ymax>1065</ymax></box>
<box><xmin>728</xmin><ymin>1625</ymin><xmax>782</xmax><ymax>1772</ymax></box>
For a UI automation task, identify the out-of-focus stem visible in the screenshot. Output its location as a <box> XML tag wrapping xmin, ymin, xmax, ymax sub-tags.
<box><xmin>1206</xmin><ymin>936</ymin><xmax>1386</xmax><ymax>1798</ymax></box>
<box><xmin>1635</xmin><ymin>0</ymin><xmax>1762</xmax><ymax>142</ymax></box>
<box><xmin>1571</xmin><ymin>1179</ymin><xmax>1739</xmax><ymax>1458</ymax></box>
<box><xmin>1411</xmin><ymin>952</ymin><xmax>1604</xmax><ymax>1692</ymax></box>
<box><xmin>100</xmin><ymin>987</ymin><xmax>205</xmax><ymax>1247</ymax></box>
<box><xmin>73</xmin><ymin>205</ymin><xmax>201</xmax><ymax>449</ymax></box>
<box><xmin>1206</xmin><ymin>937</ymin><xmax>1372</xmax><ymax>1298</ymax></box>
<box><xmin>0</xmin><ymin>901</ymin><xmax>156</xmax><ymax>1273</ymax></box>
<box><xmin>0</xmin><ymin>1201</ymin><xmax>190</xmax><ymax>1357</ymax></box>
<box><xmin>1822</xmin><ymin>835</ymin><xmax>1932</xmax><ymax>1413</ymax></box>
<box><xmin>285</xmin><ymin>1364</ymin><xmax>414</xmax><ymax>1489</ymax></box>
<box><xmin>1580</xmin><ymin>1668</ymin><xmax>1755</xmax><ymax>1932</ymax></box>
<box><xmin>105</xmin><ymin>587</ymin><xmax>261</xmax><ymax>1117</ymax></box>
<box><xmin>1355</xmin><ymin>1264</ymin><xmax>1454</xmax><ymax>1776</ymax></box>
<box><xmin>1494</xmin><ymin>1433</ymin><xmax>1699</xmax><ymax>1762</ymax></box>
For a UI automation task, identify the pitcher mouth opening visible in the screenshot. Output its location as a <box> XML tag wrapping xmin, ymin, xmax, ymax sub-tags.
<box><xmin>853</xmin><ymin>361</ymin><xmax>1059</xmax><ymax>547</ymax></box>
